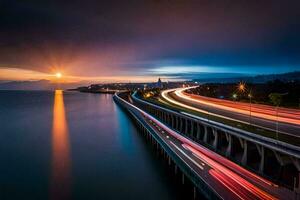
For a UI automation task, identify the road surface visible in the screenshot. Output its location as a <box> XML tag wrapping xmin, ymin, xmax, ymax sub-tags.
<box><xmin>161</xmin><ymin>88</ymin><xmax>300</xmax><ymax>138</ymax></box>
<box><xmin>117</xmin><ymin>93</ymin><xmax>294</xmax><ymax>200</ymax></box>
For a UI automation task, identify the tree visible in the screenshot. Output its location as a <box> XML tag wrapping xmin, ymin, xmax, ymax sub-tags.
<box><xmin>269</xmin><ymin>93</ymin><xmax>282</xmax><ymax>107</ymax></box>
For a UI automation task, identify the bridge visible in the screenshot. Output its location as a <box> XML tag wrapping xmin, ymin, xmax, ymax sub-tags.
<box><xmin>158</xmin><ymin>88</ymin><xmax>300</xmax><ymax>186</ymax></box>
<box><xmin>114</xmin><ymin>91</ymin><xmax>300</xmax><ymax>200</ymax></box>
<box><xmin>163</xmin><ymin>87</ymin><xmax>300</xmax><ymax>138</ymax></box>
<box><xmin>134</xmin><ymin>90</ymin><xmax>300</xmax><ymax>188</ymax></box>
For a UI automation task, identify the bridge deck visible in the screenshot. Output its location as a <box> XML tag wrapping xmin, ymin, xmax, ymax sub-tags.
<box><xmin>114</xmin><ymin>92</ymin><xmax>294</xmax><ymax>200</ymax></box>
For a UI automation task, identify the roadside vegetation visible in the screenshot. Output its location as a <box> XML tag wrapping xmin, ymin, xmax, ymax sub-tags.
<box><xmin>186</xmin><ymin>80</ymin><xmax>300</xmax><ymax>109</ymax></box>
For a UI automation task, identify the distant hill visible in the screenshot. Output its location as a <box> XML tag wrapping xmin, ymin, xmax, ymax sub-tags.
<box><xmin>0</xmin><ymin>80</ymin><xmax>82</xmax><ymax>90</ymax></box>
<box><xmin>193</xmin><ymin>71</ymin><xmax>300</xmax><ymax>83</ymax></box>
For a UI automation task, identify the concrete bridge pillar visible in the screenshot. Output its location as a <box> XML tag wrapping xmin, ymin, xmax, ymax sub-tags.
<box><xmin>212</xmin><ymin>128</ymin><xmax>218</xmax><ymax>149</ymax></box>
<box><xmin>171</xmin><ymin>115</ymin><xmax>175</xmax><ymax>128</ymax></box>
<box><xmin>256</xmin><ymin>144</ymin><xmax>265</xmax><ymax>173</ymax></box>
<box><xmin>225</xmin><ymin>133</ymin><xmax>232</xmax><ymax>157</ymax></box>
<box><xmin>292</xmin><ymin>157</ymin><xmax>300</xmax><ymax>172</ymax></box>
<box><xmin>291</xmin><ymin>158</ymin><xmax>300</xmax><ymax>191</ymax></box>
<box><xmin>191</xmin><ymin>121</ymin><xmax>194</xmax><ymax>137</ymax></box>
<box><xmin>196</xmin><ymin>123</ymin><xmax>201</xmax><ymax>140</ymax></box>
<box><xmin>240</xmin><ymin>139</ymin><xmax>248</xmax><ymax>165</ymax></box>
<box><xmin>203</xmin><ymin>126</ymin><xmax>208</xmax><ymax>143</ymax></box>
<box><xmin>167</xmin><ymin>113</ymin><xmax>169</xmax><ymax>124</ymax></box>
<box><xmin>185</xmin><ymin>119</ymin><xmax>188</xmax><ymax>134</ymax></box>
<box><xmin>174</xmin><ymin>116</ymin><xmax>176</xmax><ymax>130</ymax></box>
<box><xmin>180</xmin><ymin>118</ymin><xmax>183</xmax><ymax>132</ymax></box>
<box><xmin>273</xmin><ymin>151</ymin><xmax>293</xmax><ymax>167</ymax></box>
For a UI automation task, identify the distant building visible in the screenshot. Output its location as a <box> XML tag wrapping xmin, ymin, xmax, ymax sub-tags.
<box><xmin>156</xmin><ymin>77</ymin><xmax>163</xmax><ymax>88</ymax></box>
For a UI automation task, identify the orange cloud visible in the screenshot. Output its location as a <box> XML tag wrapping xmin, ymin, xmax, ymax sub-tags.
<box><xmin>0</xmin><ymin>67</ymin><xmax>171</xmax><ymax>83</ymax></box>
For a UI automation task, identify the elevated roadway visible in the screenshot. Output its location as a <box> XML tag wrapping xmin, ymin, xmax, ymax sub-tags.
<box><xmin>161</xmin><ymin>87</ymin><xmax>300</xmax><ymax>139</ymax></box>
<box><xmin>114</xmin><ymin>92</ymin><xmax>296</xmax><ymax>200</ymax></box>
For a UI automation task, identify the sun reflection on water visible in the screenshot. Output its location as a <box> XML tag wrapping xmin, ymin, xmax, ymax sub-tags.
<box><xmin>51</xmin><ymin>90</ymin><xmax>71</xmax><ymax>200</ymax></box>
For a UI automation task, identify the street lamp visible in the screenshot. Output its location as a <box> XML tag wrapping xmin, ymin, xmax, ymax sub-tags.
<box><xmin>238</xmin><ymin>82</ymin><xmax>246</xmax><ymax>93</ymax></box>
<box><xmin>232</xmin><ymin>93</ymin><xmax>237</xmax><ymax>102</ymax></box>
<box><xmin>268</xmin><ymin>93</ymin><xmax>283</xmax><ymax>142</ymax></box>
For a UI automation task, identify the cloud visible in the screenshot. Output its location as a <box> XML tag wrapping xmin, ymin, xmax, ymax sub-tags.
<box><xmin>0</xmin><ymin>0</ymin><xmax>300</xmax><ymax>80</ymax></box>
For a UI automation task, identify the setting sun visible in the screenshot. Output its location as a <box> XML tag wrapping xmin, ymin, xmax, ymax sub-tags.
<box><xmin>56</xmin><ymin>72</ymin><xmax>62</xmax><ymax>78</ymax></box>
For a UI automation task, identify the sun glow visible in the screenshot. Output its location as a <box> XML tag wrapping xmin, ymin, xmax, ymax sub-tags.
<box><xmin>56</xmin><ymin>72</ymin><xmax>62</xmax><ymax>78</ymax></box>
<box><xmin>0</xmin><ymin>67</ymin><xmax>175</xmax><ymax>83</ymax></box>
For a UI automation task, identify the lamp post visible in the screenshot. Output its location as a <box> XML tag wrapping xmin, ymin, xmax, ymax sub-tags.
<box><xmin>248</xmin><ymin>93</ymin><xmax>252</xmax><ymax>126</ymax></box>
<box><xmin>238</xmin><ymin>82</ymin><xmax>246</xmax><ymax>93</ymax></box>
<box><xmin>233</xmin><ymin>93</ymin><xmax>237</xmax><ymax>102</ymax></box>
<box><xmin>268</xmin><ymin>93</ymin><xmax>283</xmax><ymax>142</ymax></box>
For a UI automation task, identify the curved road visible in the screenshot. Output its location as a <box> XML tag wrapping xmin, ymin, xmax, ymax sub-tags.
<box><xmin>116</xmin><ymin>93</ymin><xmax>294</xmax><ymax>200</ymax></box>
<box><xmin>161</xmin><ymin>88</ymin><xmax>300</xmax><ymax>138</ymax></box>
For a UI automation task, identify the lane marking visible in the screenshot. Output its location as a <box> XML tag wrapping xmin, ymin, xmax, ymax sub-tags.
<box><xmin>170</xmin><ymin>141</ymin><xmax>204</xmax><ymax>170</ymax></box>
<box><xmin>161</xmin><ymin>88</ymin><xmax>300</xmax><ymax>138</ymax></box>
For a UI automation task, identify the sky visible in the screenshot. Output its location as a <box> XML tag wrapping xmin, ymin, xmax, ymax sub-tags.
<box><xmin>0</xmin><ymin>0</ymin><xmax>300</xmax><ymax>83</ymax></box>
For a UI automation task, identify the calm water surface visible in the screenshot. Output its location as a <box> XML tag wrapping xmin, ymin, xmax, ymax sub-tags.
<box><xmin>0</xmin><ymin>90</ymin><xmax>196</xmax><ymax>200</ymax></box>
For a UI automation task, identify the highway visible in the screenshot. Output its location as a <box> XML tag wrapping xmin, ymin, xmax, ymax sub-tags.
<box><xmin>115</xmin><ymin>92</ymin><xmax>294</xmax><ymax>200</ymax></box>
<box><xmin>161</xmin><ymin>87</ymin><xmax>300</xmax><ymax>138</ymax></box>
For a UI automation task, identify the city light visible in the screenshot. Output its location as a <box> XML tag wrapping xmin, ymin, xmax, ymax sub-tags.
<box><xmin>167</xmin><ymin>87</ymin><xmax>300</xmax><ymax>125</ymax></box>
<box><xmin>238</xmin><ymin>82</ymin><xmax>246</xmax><ymax>92</ymax></box>
<box><xmin>233</xmin><ymin>93</ymin><xmax>237</xmax><ymax>99</ymax></box>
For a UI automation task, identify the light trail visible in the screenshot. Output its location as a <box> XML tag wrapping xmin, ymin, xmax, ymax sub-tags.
<box><xmin>170</xmin><ymin>141</ymin><xmax>204</xmax><ymax>170</ymax></box>
<box><xmin>115</xmin><ymin>93</ymin><xmax>290</xmax><ymax>200</ymax></box>
<box><xmin>184</xmin><ymin>144</ymin><xmax>277</xmax><ymax>200</ymax></box>
<box><xmin>209</xmin><ymin>169</ymin><xmax>251</xmax><ymax>200</ymax></box>
<box><xmin>161</xmin><ymin>88</ymin><xmax>253</xmax><ymax>125</ymax></box>
<box><xmin>116</xmin><ymin>93</ymin><xmax>283</xmax><ymax>199</ymax></box>
<box><xmin>151</xmin><ymin>111</ymin><xmax>277</xmax><ymax>199</ymax></box>
<box><xmin>175</xmin><ymin>87</ymin><xmax>300</xmax><ymax>125</ymax></box>
<box><xmin>133</xmin><ymin>91</ymin><xmax>282</xmax><ymax>187</ymax></box>
<box><xmin>135</xmin><ymin>92</ymin><xmax>277</xmax><ymax>188</ymax></box>
<box><xmin>161</xmin><ymin>88</ymin><xmax>300</xmax><ymax>137</ymax></box>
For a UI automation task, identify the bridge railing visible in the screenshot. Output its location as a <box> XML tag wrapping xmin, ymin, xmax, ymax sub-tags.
<box><xmin>129</xmin><ymin>91</ymin><xmax>300</xmax><ymax>189</ymax></box>
<box><xmin>113</xmin><ymin>92</ymin><xmax>222</xmax><ymax>200</ymax></box>
<box><xmin>131</xmin><ymin>91</ymin><xmax>300</xmax><ymax>157</ymax></box>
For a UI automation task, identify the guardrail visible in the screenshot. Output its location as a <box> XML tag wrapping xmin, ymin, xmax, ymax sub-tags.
<box><xmin>113</xmin><ymin>92</ymin><xmax>222</xmax><ymax>200</ymax></box>
<box><xmin>131</xmin><ymin>92</ymin><xmax>300</xmax><ymax>158</ymax></box>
